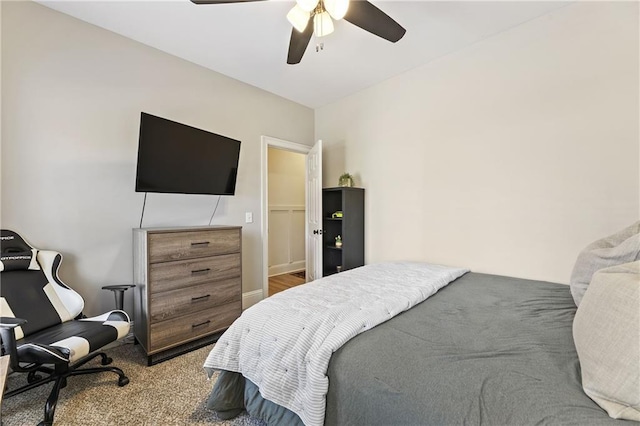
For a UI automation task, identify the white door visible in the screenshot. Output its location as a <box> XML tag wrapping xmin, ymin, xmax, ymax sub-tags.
<box><xmin>306</xmin><ymin>140</ymin><xmax>323</xmax><ymax>281</ymax></box>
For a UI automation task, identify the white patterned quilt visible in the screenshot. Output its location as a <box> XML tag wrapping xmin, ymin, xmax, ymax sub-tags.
<box><xmin>203</xmin><ymin>262</ymin><xmax>468</xmax><ymax>426</ymax></box>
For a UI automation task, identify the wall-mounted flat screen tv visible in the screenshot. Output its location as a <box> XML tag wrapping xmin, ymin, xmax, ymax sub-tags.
<box><xmin>135</xmin><ymin>113</ymin><xmax>241</xmax><ymax>195</ymax></box>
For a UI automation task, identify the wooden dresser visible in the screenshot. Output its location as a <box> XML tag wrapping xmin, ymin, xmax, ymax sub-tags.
<box><xmin>133</xmin><ymin>226</ymin><xmax>242</xmax><ymax>365</ymax></box>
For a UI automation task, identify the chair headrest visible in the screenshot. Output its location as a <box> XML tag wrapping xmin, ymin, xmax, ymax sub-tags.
<box><xmin>0</xmin><ymin>230</ymin><xmax>41</xmax><ymax>272</ymax></box>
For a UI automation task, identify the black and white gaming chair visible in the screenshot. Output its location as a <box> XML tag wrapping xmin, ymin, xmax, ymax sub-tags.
<box><xmin>0</xmin><ymin>229</ymin><xmax>130</xmax><ymax>426</ymax></box>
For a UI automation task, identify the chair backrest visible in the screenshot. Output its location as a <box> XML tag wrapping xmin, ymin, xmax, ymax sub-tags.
<box><xmin>0</xmin><ymin>230</ymin><xmax>84</xmax><ymax>339</ymax></box>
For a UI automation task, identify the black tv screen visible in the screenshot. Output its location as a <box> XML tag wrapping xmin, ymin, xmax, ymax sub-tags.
<box><xmin>135</xmin><ymin>113</ymin><xmax>241</xmax><ymax>195</ymax></box>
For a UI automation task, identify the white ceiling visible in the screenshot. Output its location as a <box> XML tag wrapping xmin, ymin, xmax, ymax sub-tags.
<box><xmin>37</xmin><ymin>1</ymin><xmax>569</xmax><ymax>108</ymax></box>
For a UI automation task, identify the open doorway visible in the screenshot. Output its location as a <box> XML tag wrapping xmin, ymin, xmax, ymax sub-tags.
<box><xmin>266</xmin><ymin>147</ymin><xmax>306</xmax><ymax>296</ymax></box>
<box><xmin>261</xmin><ymin>136</ymin><xmax>319</xmax><ymax>301</ymax></box>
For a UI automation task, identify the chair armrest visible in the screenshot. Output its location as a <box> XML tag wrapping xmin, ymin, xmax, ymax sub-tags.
<box><xmin>0</xmin><ymin>317</ymin><xmax>27</xmax><ymax>329</ymax></box>
<box><xmin>0</xmin><ymin>317</ymin><xmax>26</xmax><ymax>367</ymax></box>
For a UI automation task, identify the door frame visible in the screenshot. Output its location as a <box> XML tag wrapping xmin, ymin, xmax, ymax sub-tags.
<box><xmin>261</xmin><ymin>136</ymin><xmax>312</xmax><ymax>301</ymax></box>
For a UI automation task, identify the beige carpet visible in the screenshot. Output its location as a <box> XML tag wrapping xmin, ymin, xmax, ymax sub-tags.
<box><xmin>1</xmin><ymin>342</ymin><xmax>265</xmax><ymax>426</ymax></box>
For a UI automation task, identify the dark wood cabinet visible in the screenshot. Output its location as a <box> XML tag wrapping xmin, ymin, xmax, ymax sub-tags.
<box><xmin>322</xmin><ymin>187</ymin><xmax>364</xmax><ymax>276</ymax></box>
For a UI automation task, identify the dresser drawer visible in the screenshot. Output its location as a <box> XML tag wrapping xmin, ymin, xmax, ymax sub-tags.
<box><xmin>149</xmin><ymin>253</ymin><xmax>240</xmax><ymax>294</ymax></box>
<box><xmin>149</xmin><ymin>277</ymin><xmax>241</xmax><ymax>323</ymax></box>
<box><xmin>149</xmin><ymin>301</ymin><xmax>242</xmax><ymax>352</ymax></box>
<box><xmin>148</xmin><ymin>228</ymin><xmax>240</xmax><ymax>263</ymax></box>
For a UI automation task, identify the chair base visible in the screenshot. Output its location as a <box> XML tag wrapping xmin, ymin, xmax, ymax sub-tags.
<box><xmin>4</xmin><ymin>351</ymin><xmax>129</xmax><ymax>426</ymax></box>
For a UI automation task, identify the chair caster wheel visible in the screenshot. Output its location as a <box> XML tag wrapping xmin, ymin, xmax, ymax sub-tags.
<box><xmin>27</xmin><ymin>372</ymin><xmax>42</xmax><ymax>383</ymax></box>
<box><xmin>118</xmin><ymin>376</ymin><xmax>129</xmax><ymax>387</ymax></box>
<box><xmin>102</xmin><ymin>357</ymin><xmax>113</xmax><ymax>365</ymax></box>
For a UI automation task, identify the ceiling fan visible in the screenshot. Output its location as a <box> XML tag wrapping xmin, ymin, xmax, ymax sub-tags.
<box><xmin>190</xmin><ymin>0</ymin><xmax>406</xmax><ymax>64</ymax></box>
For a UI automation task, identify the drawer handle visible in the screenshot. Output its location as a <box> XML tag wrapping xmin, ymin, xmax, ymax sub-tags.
<box><xmin>191</xmin><ymin>241</ymin><xmax>210</xmax><ymax>247</ymax></box>
<box><xmin>191</xmin><ymin>268</ymin><xmax>211</xmax><ymax>274</ymax></box>
<box><xmin>191</xmin><ymin>294</ymin><xmax>211</xmax><ymax>302</ymax></box>
<box><xmin>192</xmin><ymin>320</ymin><xmax>211</xmax><ymax>329</ymax></box>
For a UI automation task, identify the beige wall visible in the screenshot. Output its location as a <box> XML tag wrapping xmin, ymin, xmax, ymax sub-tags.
<box><xmin>1</xmin><ymin>1</ymin><xmax>314</xmax><ymax>315</ymax></box>
<box><xmin>268</xmin><ymin>148</ymin><xmax>306</xmax><ymax>206</ymax></box>
<box><xmin>316</xmin><ymin>2</ymin><xmax>639</xmax><ymax>284</ymax></box>
<box><xmin>3</xmin><ymin>0</ymin><xmax>638</xmax><ymax>315</ymax></box>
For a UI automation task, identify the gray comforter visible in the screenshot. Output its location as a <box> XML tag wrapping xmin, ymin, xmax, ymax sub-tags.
<box><xmin>207</xmin><ymin>272</ymin><xmax>624</xmax><ymax>425</ymax></box>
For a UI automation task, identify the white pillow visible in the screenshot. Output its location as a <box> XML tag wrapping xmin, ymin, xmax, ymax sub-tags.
<box><xmin>573</xmin><ymin>261</ymin><xmax>640</xmax><ymax>421</ymax></box>
<box><xmin>570</xmin><ymin>221</ymin><xmax>640</xmax><ymax>306</ymax></box>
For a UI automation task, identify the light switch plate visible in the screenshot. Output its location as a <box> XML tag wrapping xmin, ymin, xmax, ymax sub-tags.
<box><xmin>245</xmin><ymin>212</ymin><xmax>253</xmax><ymax>223</ymax></box>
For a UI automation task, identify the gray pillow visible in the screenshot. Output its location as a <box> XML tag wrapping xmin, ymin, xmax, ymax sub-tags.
<box><xmin>570</xmin><ymin>221</ymin><xmax>640</xmax><ymax>306</ymax></box>
<box><xmin>573</xmin><ymin>261</ymin><xmax>640</xmax><ymax>421</ymax></box>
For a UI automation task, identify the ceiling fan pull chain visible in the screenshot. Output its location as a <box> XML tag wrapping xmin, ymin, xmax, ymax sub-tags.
<box><xmin>313</xmin><ymin>31</ymin><xmax>324</xmax><ymax>53</ymax></box>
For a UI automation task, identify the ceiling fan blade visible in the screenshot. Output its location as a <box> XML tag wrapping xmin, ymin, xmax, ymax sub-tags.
<box><xmin>190</xmin><ymin>0</ymin><xmax>266</xmax><ymax>4</ymax></box>
<box><xmin>344</xmin><ymin>0</ymin><xmax>406</xmax><ymax>43</ymax></box>
<box><xmin>287</xmin><ymin>17</ymin><xmax>314</xmax><ymax>65</ymax></box>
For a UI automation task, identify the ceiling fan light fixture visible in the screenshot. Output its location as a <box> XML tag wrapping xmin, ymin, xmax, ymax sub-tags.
<box><xmin>296</xmin><ymin>0</ymin><xmax>319</xmax><ymax>13</ymax></box>
<box><xmin>287</xmin><ymin>5</ymin><xmax>310</xmax><ymax>33</ymax></box>
<box><xmin>324</xmin><ymin>0</ymin><xmax>349</xmax><ymax>20</ymax></box>
<box><xmin>313</xmin><ymin>11</ymin><xmax>334</xmax><ymax>37</ymax></box>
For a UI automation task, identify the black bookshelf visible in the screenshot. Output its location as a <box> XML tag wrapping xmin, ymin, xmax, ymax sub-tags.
<box><xmin>322</xmin><ymin>187</ymin><xmax>364</xmax><ymax>276</ymax></box>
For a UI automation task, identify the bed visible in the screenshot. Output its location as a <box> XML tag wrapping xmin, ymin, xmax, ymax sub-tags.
<box><xmin>204</xmin><ymin>261</ymin><xmax>638</xmax><ymax>425</ymax></box>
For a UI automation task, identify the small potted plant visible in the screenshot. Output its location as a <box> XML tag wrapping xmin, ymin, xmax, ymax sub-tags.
<box><xmin>338</xmin><ymin>173</ymin><xmax>354</xmax><ymax>187</ymax></box>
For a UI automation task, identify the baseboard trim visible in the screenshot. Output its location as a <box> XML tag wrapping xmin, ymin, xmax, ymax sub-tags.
<box><xmin>242</xmin><ymin>289</ymin><xmax>263</xmax><ymax>310</ymax></box>
<box><xmin>269</xmin><ymin>260</ymin><xmax>305</xmax><ymax>277</ymax></box>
